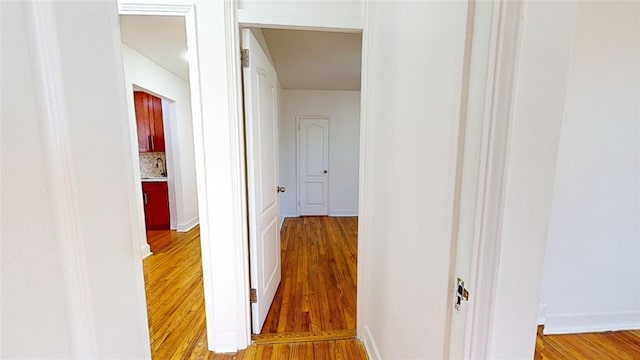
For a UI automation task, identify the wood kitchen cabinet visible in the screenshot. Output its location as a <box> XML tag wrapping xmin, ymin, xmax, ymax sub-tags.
<box><xmin>142</xmin><ymin>182</ymin><xmax>170</xmax><ymax>230</ymax></box>
<box><xmin>134</xmin><ymin>91</ymin><xmax>165</xmax><ymax>152</ymax></box>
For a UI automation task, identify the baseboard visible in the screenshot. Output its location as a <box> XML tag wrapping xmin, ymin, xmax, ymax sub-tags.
<box><xmin>538</xmin><ymin>304</ymin><xmax>547</xmax><ymax>325</ymax></box>
<box><xmin>281</xmin><ymin>210</ymin><xmax>299</xmax><ymax>218</ymax></box>
<box><xmin>177</xmin><ymin>216</ymin><xmax>199</xmax><ymax>232</ymax></box>
<box><xmin>329</xmin><ymin>209</ymin><xmax>358</xmax><ymax>217</ymax></box>
<box><xmin>543</xmin><ymin>311</ymin><xmax>640</xmax><ymax>334</ymax></box>
<box><xmin>141</xmin><ymin>244</ymin><xmax>152</xmax><ymax>259</ymax></box>
<box><xmin>361</xmin><ymin>326</ymin><xmax>382</xmax><ymax>360</ymax></box>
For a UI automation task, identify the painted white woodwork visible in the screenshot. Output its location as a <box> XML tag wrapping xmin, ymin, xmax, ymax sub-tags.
<box><xmin>356</xmin><ymin>1</ymin><xmax>469</xmax><ymax>358</ymax></box>
<box><xmin>445</xmin><ymin>1</ymin><xmax>496</xmax><ymax>358</ymax></box>
<box><xmin>298</xmin><ymin>118</ymin><xmax>330</xmax><ymax>216</ymax></box>
<box><xmin>279</xmin><ymin>90</ymin><xmax>360</xmax><ymax>218</ymax></box>
<box><xmin>237</xmin><ymin>0</ymin><xmax>364</xmax><ymax>32</ymax></box>
<box><xmin>122</xmin><ymin>44</ymin><xmax>199</xmax><ymax>236</ymax></box>
<box><xmin>2</xmin><ymin>0</ymin><xmax>151</xmax><ymax>357</ymax></box>
<box><xmin>487</xmin><ymin>2</ymin><xmax>580</xmax><ymax>358</ymax></box>
<box><xmin>242</xmin><ymin>29</ymin><xmax>282</xmax><ymax>334</ymax></box>
<box><xmin>539</xmin><ymin>1</ymin><xmax>640</xmax><ymax>334</ymax></box>
<box><xmin>120</xmin><ymin>0</ymin><xmax>253</xmax><ymax>352</ymax></box>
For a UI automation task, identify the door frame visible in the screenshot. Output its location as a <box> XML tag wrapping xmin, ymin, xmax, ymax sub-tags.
<box><xmin>117</xmin><ymin>0</ymin><xmax>523</xmax><ymax>356</ymax></box>
<box><xmin>296</xmin><ymin>115</ymin><xmax>331</xmax><ymax>216</ymax></box>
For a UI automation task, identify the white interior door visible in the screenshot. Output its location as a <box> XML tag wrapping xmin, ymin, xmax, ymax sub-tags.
<box><xmin>298</xmin><ymin>118</ymin><xmax>329</xmax><ymax>216</ymax></box>
<box><xmin>242</xmin><ymin>29</ymin><xmax>281</xmax><ymax>334</ymax></box>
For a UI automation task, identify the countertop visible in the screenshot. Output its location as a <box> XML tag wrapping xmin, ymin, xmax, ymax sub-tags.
<box><xmin>141</xmin><ymin>177</ymin><xmax>168</xmax><ymax>182</ymax></box>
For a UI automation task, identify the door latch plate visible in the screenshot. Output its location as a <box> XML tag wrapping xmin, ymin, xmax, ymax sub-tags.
<box><xmin>455</xmin><ymin>277</ymin><xmax>470</xmax><ymax>312</ymax></box>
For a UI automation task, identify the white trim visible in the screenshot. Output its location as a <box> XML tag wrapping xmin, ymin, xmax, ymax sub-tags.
<box><xmin>543</xmin><ymin>311</ymin><xmax>640</xmax><ymax>335</ymax></box>
<box><xmin>237</xmin><ymin>9</ymin><xmax>364</xmax><ymax>33</ymax></box>
<box><xmin>281</xmin><ymin>210</ymin><xmax>300</xmax><ymax>218</ymax></box>
<box><xmin>226</xmin><ymin>0</ymin><xmax>252</xmax><ymax>346</ymax></box>
<box><xmin>117</xmin><ymin>0</ymin><xmax>253</xmax><ymax>353</ymax></box>
<box><xmin>118</xmin><ymin>1</ymin><xmax>192</xmax><ymax>16</ymax></box>
<box><xmin>356</xmin><ymin>0</ymin><xmax>374</xmax><ymax>348</ymax></box>
<box><xmin>24</xmin><ymin>1</ymin><xmax>98</xmax><ymax>357</ymax></box>
<box><xmin>361</xmin><ymin>326</ymin><xmax>382</xmax><ymax>360</ymax></box>
<box><xmin>538</xmin><ymin>304</ymin><xmax>547</xmax><ymax>325</ymax></box>
<box><xmin>177</xmin><ymin>216</ymin><xmax>199</xmax><ymax>232</ymax></box>
<box><xmin>141</xmin><ymin>244</ymin><xmax>152</xmax><ymax>259</ymax></box>
<box><xmin>329</xmin><ymin>210</ymin><xmax>358</xmax><ymax>217</ymax></box>
<box><xmin>464</xmin><ymin>2</ymin><xmax>524</xmax><ymax>359</ymax></box>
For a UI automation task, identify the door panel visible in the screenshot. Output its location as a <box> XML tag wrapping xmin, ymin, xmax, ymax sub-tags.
<box><xmin>243</xmin><ymin>29</ymin><xmax>281</xmax><ymax>334</ymax></box>
<box><xmin>298</xmin><ymin>118</ymin><xmax>329</xmax><ymax>215</ymax></box>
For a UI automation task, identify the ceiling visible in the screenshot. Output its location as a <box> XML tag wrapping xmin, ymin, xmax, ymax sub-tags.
<box><xmin>118</xmin><ymin>17</ymin><xmax>362</xmax><ymax>90</ymax></box>
<box><xmin>262</xmin><ymin>29</ymin><xmax>362</xmax><ymax>91</ymax></box>
<box><xmin>119</xmin><ymin>15</ymin><xmax>189</xmax><ymax>82</ymax></box>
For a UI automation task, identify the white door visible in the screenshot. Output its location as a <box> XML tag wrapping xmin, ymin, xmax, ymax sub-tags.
<box><xmin>298</xmin><ymin>118</ymin><xmax>329</xmax><ymax>216</ymax></box>
<box><xmin>242</xmin><ymin>29</ymin><xmax>281</xmax><ymax>334</ymax></box>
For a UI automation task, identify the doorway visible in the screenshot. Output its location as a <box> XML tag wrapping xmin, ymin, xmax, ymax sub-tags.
<box><xmin>242</xmin><ymin>27</ymin><xmax>363</xmax><ymax>341</ymax></box>
<box><xmin>119</xmin><ymin>14</ymin><xmax>206</xmax><ymax>357</ymax></box>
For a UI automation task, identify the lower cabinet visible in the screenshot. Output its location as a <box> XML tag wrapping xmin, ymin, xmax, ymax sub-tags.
<box><xmin>142</xmin><ymin>182</ymin><xmax>170</xmax><ymax>230</ymax></box>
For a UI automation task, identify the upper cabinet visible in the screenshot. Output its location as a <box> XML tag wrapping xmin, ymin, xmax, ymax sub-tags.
<box><xmin>134</xmin><ymin>91</ymin><xmax>165</xmax><ymax>152</ymax></box>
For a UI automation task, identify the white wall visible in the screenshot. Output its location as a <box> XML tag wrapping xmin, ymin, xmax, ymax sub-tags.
<box><xmin>539</xmin><ymin>1</ymin><xmax>640</xmax><ymax>334</ymax></box>
<box><xmin>1</xmin><ymin>1</ymin><xmax>150</xmax><ymax>357</ymax></box>
<box><xmin>487</xmin><ymin>2</ymin><xmax>580</xmax><ymax>358</ymax></box>
<box><xmin>358</xmin><ymin>1</ymin><xmax>468</xmax><ymax>358</ymax></box>
<box><xmin>1</xmin><ymin>2</ymin><xmax>73</xmax><ymax>357</ymax></box>
<box><xmin>279</xmin><ymin>90</ymin><xmax>360</xmax><ymax>217</ymax></box>
<box><xmin>122</xmin><ymin>44</ymin><xmax>199</xmax><ymax>238</ymax></box>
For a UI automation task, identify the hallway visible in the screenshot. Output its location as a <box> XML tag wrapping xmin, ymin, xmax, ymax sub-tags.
<box><xmin>143</xmin><ymin>223</ymin><xmax>367</xmax><ymax>359</ymax></box>
<box><xmin>260</xmin><ymin>216</ymin><xmax>358</xmax><ymax>335</ymax></box>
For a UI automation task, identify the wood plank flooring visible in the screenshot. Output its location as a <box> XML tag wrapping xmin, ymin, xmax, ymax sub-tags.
<box><xmin>534</xmin><ymin>325</ymin><xmax>640</xmax><ymax>359</ymax></box>
<box><xmin>143</xmin><ymin>224</ymin><xmax>367</xmax><ymax>359</ymax></box>
<box><xmin>259</xmin><ymin>216</ymin><xmax>358</xmax><ymax>334</ymax></box>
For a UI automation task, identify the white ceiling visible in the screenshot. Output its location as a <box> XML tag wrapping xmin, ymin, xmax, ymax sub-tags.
<box><xmin>119</xmin><ymin>15</ymin><xmax>189</xmax><ymax>82</ymax></box>
<box><xmin>118</xmin><ymin>18</ymin><xmax>361</xmax><ymax>90</ymax></box>
<box><xmin>262</xmin><ymin>29</ymin><xmax>362</xmax><ymax>91</ymax></box>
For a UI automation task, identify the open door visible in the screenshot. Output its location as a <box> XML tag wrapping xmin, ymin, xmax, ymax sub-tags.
<box><xmin>242</xmin><ymin>29</ymin><xmax>282</xmax><ymax>334</ymax></box>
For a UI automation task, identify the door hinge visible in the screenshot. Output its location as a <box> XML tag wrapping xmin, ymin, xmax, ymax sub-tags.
<box><xmin>250</xmin><ymin>288</ymin><xmax>257</xmax><ymax>303</ymax></box>
<box><xmin>241</xmin><ymin>49</ymin><xmax>249</xmax><ymax>68</ymax></box>
<box><xmin>455</xmin><ymin>277</ymin><xmax>470</xmax><ymax>312</ymax></box>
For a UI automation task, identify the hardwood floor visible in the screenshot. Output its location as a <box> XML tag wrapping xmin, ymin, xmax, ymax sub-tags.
<box><xmin>534</xmin><ymin>325</ymin><xmax>640</xmax><ymax>359</ymax></box>
<box><xmin>143</xmin><ymin>224</ymin><xmax>367</xmax><ymax>359</ymax></box>
<box><xmin>259</xmin><ymin>216</ymin><xmax>358</xmax><ymax>335</ymax></box>
<box><xmin>144</xmin><ymin>227</ymin><xmax>207</xmax><ymax>359</ymax></box>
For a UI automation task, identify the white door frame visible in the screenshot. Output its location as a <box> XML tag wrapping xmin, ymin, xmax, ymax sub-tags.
<box><xmin>117</xmin><ymin>0</ymin><xmax>524</xmax><ymax>356</ymax></box>
<box><xmin>118</xmin><ymin>0</ymin><xmax>252</xmax><ymax>353</ymax></box>
<box><xmin>296</xmin><ymin>115</ymin><xmax>331</xmax><ymax>216</ymax></box>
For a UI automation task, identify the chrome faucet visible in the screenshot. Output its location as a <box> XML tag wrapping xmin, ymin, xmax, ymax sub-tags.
<box><xmin>156</xmin><ymin>158</ymin><xmax>166</xmax><ymax>177</ymax></box>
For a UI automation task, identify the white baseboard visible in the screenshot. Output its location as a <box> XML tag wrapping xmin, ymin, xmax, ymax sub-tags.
<box><xmin>141</xmin><ymin>244</ymin><xmax>152</xmax><ymax>259</ymax></box>
<box><xmin>538</xmin><ymin>304</ymin><xmax>547</xmax><ymax>325</ymax></box>
<box><xmin>281</xmin><ymin>210</ymin><xmax>299</xmax><ymax>218</ymax></box>
<box><xmin>361</xmin><ymin>326</ymin><xmax>382</xmax><ymax>360</ymax></box>
<box><xmin>543</xmin><ymin>311</ymin><xmax>640</xmax><ymax>334</ymax></box>
<box><xmin>177</xmin><ymin>216</ymin><xmax>199</xmax><ymax>232</ymax></box>
<box><xmin>329</xmin><ymin>209</ymin><xmax>358</xmax><ymax>217</ymax></box>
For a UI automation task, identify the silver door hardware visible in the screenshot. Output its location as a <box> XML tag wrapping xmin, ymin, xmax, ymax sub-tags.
<box><xmin>143</xmin><ymin>193</ymin><xmax>148</xmax><ymax>205</ymax></box>
<box><xmin>455</xmin><ymin>277</ymin><xmax>470</xmax><ymax>312</ymax></box>
<box><xmin>277</xmin><ymin>186</ymin><xmax>286</xmax><ymax>193</ymax></box>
